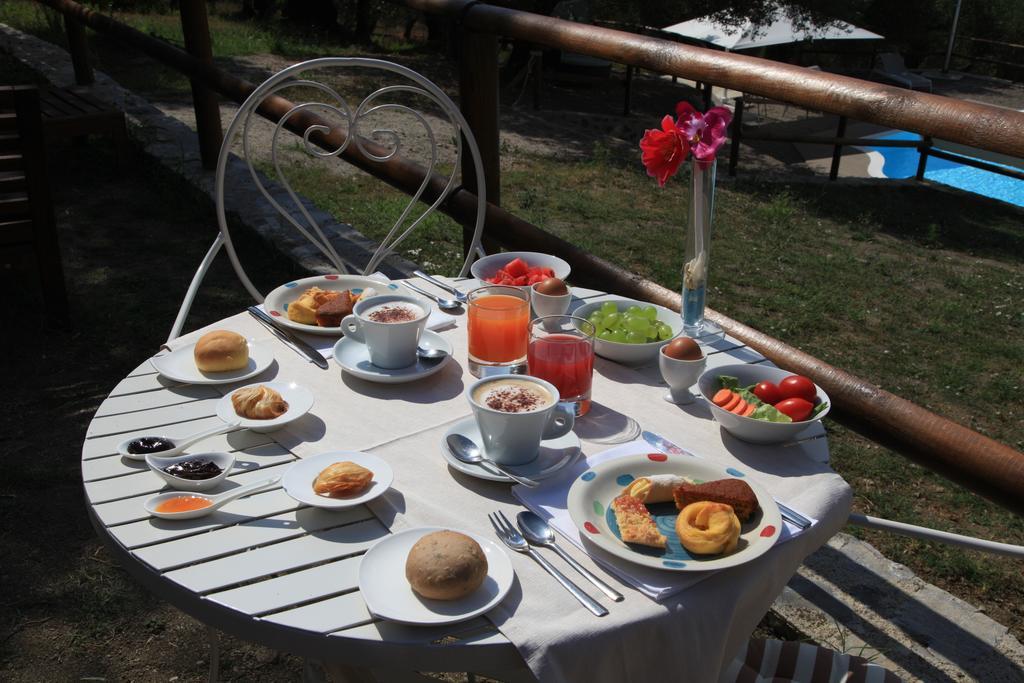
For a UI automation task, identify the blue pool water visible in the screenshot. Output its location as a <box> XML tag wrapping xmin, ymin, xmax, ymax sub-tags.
<box><xmin>865</xmin><ymin>131</ymin><xmax>1024</xmax><ymax>208</ymax></box>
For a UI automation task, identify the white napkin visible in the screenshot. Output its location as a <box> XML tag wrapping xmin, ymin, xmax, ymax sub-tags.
<box><xmin>512</xmin><ymin>439</ymin><xmax>816</xmax><ymax>601</ymax></box>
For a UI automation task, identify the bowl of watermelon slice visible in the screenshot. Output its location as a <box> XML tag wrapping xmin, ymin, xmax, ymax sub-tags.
<box><xmin>470</xmin><ymin>252</ymin><xmax>571</xmax><ymax>289</ymax></box>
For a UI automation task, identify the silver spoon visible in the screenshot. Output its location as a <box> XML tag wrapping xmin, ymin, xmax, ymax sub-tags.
<box><xmin>517</xmin><ymin>510</ymin><xmax>624</xmax><ymax>602</ymax></box>
<box><xmin>403</xmin><ymin>281</ymin><xmax>463</xmax><ymax>312</ymax></box>
<box><xmin>413</xmin><ymin>270</ymin><xmax>469</xmax><ymax>303</ymax></box>
<box><xmin>446</xmin><ymin>434</ymin><xmax>539</xmax><ymax>488</ymax></box>
<box><xmin>117</xmin><ymin>421</ymin><xmax>241</xmax><ymax>461</ymax></box>
<box><xmin>417</xmin><ymin>345</ymin><xmax>449</xmax><ymax>361</ymax></box>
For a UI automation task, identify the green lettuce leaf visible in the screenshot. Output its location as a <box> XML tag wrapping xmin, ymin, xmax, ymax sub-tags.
<box><xmin>750</xmin><ymin>403</ymin><xmax>793</xmax><ymax>423</ymax></box>
<box><xmin>811</xmin><ymin>401</ymin><xmax>829</xmax><ymax>418</ymax></box>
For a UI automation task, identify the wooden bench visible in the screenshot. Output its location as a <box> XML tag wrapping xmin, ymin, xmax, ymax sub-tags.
<box><xmin>38</xmin><ymin>85</ymin><xmax>128</xmax><ymax>164</ymax></box>
<box><xmin>0</xmin><ymin>85</ymin><xmax>68</xmax><ymax>320</ymax></box>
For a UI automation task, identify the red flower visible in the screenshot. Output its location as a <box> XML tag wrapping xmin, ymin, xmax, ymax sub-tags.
<box><xmin>676</xmin><ymin>102</ymin><xmax>733</xmax><ymax>169</ymax></box>
<box><xmin>639</xmin><ymin>114</ymin><xmax>689</xmax><ymax>187</ymax></box>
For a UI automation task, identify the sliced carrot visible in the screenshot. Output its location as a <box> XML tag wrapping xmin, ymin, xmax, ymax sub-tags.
<box><xmin>741</xmin><ymin>403</ymin><xmax>757</xmax><ymax>417</ymax></box>
<box><xmin>712</xmin><ymin>389</ymin><xmax>733</xmax><ymax>407</ymax></box>
<box><xmin>722</xmin><ymin>392</ymin><xmax>742</xmax><ymax>412</ymax></box>
<box><xmin>730</xmin><ymin>399</ymin><xmax>749</xmax><ymax>415</ymax></box>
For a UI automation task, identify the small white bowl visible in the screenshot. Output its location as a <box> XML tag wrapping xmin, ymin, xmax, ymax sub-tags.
<box><xmin>531</xmin><ymin>282</ymin><xmax>572</xmax><ymax>318</ymax></box>
<box><xmin>659</xmin><ymin>346</ymin><xmax>706</xmax><ymax>404</ymax></box>
<box><xmin>145</xmin><ymin>451</ymin><xmax>235</xmax><ymax>492</ymax></box>
<box><xmin>697</xmin><ymin>363</ymin><xmax>831</xmax><ymax>444</ymax></box>
<box><xmin>573</xmin><ymin>299</ymin><xmax>682</xmax><ymax>365</ymax></box>
<box><xmin>470</xmin><ymin>251</ymin><xmax>570</xmax><ymax>288</ymax></box>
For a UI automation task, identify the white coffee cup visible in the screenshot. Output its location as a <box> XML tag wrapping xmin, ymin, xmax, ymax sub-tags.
<box><xmin>340</xmin><ymin>294</ymin><xmax>428</xmax><ymax>369</ymax></box>
<box><xmin>467</xmin><ymin>375</ymin><xmax>575</xmax><ymax>465</ymax></box>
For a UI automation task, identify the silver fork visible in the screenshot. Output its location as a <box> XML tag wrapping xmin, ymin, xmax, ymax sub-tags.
<box><xmin>489</xmin><ymin>511</ymin><xmax>608</xmax><ymax>617</ymax></box>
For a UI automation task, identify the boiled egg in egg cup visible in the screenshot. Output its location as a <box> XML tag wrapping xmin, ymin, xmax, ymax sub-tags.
<box><xmin>531</xmin><ymin>278</ymin><xmax>571</xmax><ymax>318</ymax></box>
<box><xmin>659</xmin><ymin>337</ymin><xmax>705</xmax><ymax>404</ymax></box>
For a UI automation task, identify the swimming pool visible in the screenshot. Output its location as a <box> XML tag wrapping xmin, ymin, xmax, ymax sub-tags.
<box><xmin>861</xmin><ymin>131</ymin><xmax>1024</xmax><ymax>208</ymax></box>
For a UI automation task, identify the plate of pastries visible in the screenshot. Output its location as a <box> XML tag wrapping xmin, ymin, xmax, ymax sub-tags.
<box><xmin>282</xmin><ymin>451</ymin><xmax>394</xmax><ymax>509</ymax></box>
<box><xmin>216</xmin><ymin>380</ymin><xmax>314</xmax><ymax>433</ymax></box>
<box><xmin>566</xmin><ymin>452</ymin><xmax>782</xmax><ymax>572</ymax></box>
<box><xmin>263</xmin><ymin>274</ymin><xmax>405</xmax><ymax>335</ymax></box>
<box><xmin>150</xmin><ymin>330</ymin><xmax>275</xmax><ymax>385</ymax></box>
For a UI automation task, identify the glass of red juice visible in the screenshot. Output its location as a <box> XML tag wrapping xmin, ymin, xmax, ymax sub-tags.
<box><xmin>527</xmin><ymin>315</ymin><xmax>596</xmax><ymax>416</ymax></box>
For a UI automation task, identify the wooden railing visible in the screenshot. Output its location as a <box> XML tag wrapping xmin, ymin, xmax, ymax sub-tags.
<box><xmin>32</xmin><ymin>0</ymin><xmax>1024</xmax><ymax>516</ymax></box>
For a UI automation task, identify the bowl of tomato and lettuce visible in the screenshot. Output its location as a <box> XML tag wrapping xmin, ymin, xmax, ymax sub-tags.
<box><xmin>470</xmin><ymin>252</ymin><xmax>571</xmax><ymax>288</ymax></box>
<box><xmin>697</xmin><ymin>364</ymin><xmax>830</xmax><ymax>444</ymax></box>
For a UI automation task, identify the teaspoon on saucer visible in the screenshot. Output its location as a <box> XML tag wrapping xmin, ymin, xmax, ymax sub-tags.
<box><xmin>144</xmin><ymin>475</ymin><xmax>281</xmax><ymax>520</ymax></box>
<box><xmin>117</xmin><ymin>421</ymin><xmax>241</xmax><ymax>461</ymax></box>
<box><xmin>446</xmin><ymin>434</ymin><xmax>539</xmax><ymax>488</ymax></box>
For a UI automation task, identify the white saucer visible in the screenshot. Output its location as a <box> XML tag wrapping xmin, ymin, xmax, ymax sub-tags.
<box><xmin>282</xmin><ymin>451</ymin><xmax>393</xmax><ymax>509</ymax></box>
<box><xmin>332</xmin><ymin>330</ymin><xmax>452</xmax><ymax>384</ymax></box>
<box><xmin>442</xmin><ymin>416</ymin><xmax>582</xmax><ymax>483</ymax></box>
<box><xmin>150</xmin><ymin>339</ymin><xmax>274</xmax><ymax>385</ymax></box>
<box><xmin>216</xmin><ymin>381</ymin><xmax>314</xmax><ymax>433</ymax></box>
<box><xmin>358</xmin><ymin>527</ymin><xmax>514</xmax><ymax>626</ymax></box>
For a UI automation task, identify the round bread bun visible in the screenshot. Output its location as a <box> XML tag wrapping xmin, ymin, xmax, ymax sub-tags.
<box><xmin>405</xmin><ymin>530</ymin><xmax>488</xmax><ymax>601</ymax></box>
<box><xmin>194</xmin><ymin>330</ymin><xmax>249</xmax><ymax>372</ymax></box>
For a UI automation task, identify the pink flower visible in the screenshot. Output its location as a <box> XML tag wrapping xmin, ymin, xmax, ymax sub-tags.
<box><xmin>675</xmin><ymin>102</ymin><xmax>733</xmax><ymax>168</ymax></box>
<box><xmin>639</xmin><ymin>114</ymin><xmax>689</xmax><ymax>187</ymax></box>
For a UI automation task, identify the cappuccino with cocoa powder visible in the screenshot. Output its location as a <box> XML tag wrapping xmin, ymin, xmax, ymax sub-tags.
<box><xmin>471</xmin><ymin>378</ymin><xmax>555</xmax><ymax>413</ymax></box>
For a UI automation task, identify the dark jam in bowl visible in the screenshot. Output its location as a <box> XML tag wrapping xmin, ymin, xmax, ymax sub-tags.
<box><xmin>127</xmin><ymin>437</ymin><xmax>174</xmax><ymax>455</ymax></box>
<box><xmin>162</xmin><ymin>459</ymin><xmax>224</xmax><ymax>481</ymax></box>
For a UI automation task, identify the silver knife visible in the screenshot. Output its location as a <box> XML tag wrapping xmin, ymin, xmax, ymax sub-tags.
<box><xmin>641</xmin><ymin>430</ymin><xmax>812</xmax><ymax>530</ymax></box>
<box><xmin>248</xmin><ymin>306</ymin><xmax>329</xmax><ymax>369</ymax></box>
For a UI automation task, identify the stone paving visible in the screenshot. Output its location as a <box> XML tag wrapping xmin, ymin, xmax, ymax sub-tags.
<box><xmin>3</xmin><ymin>23</ymin><xmax>1023</xmax><ymax>682</ymax></box>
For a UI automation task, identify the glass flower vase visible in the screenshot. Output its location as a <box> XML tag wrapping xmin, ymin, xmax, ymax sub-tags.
<box><xmin>681</xmin><ymin>158</ymin><xmax>722</xmax><ymax>338</ymax></box>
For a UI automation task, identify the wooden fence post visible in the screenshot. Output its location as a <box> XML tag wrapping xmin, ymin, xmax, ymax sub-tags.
<box><xmin>459</xmin><ymin>29</ymin><xmax>501</xmax><ymax>254</ymax></box>
<box><xmin>64</xmin><ymin>16</ymin><xmax>93</xmax><ymax>85</ymax></box>
<box><xmin>728</xmin><ymin>96</ymin><xmax>744</xmax><ymax>176</ymax></box>
<box><xmin>829</xmin><ymin>115</ymin><xmax>847</xmax><ymax>181</ymax></box>
<box><xmin>178</xmin><ymin>0</ymin><xmax>222</xmax><ymax>170</ymax></box>
<box><xmin>916</xmin><ymin>136</ymin><xmax>932</xmax><ymax>180</ymax></box>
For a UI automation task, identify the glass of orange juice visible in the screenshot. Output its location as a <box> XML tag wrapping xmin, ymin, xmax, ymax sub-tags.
<box><xmin>467</xmin><ymin>285</ymin><xmax>530</xmax><ymax>377</ymax></box>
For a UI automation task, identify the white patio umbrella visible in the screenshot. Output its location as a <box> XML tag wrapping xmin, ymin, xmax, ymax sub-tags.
<box><xmin>662</xmin><ymin>13</ymin><xmax>883</xmax><ymax>51</ymax></box>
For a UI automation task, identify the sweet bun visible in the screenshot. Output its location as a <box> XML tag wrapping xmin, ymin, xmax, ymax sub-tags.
<box><xmin>405</xmin><ymin>530</ymin><xmax>488</xmax><ymax>601</ymax></box>
<box><xmin>194</xmin><ymin>330</ymin><xmax>249</xmax><ymax>372</ymax></box>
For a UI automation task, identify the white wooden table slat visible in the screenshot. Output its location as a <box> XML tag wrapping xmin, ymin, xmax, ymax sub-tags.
<box><xmin>134</xmin><ymin>505</ymin><xmax>374</xmax><ymax>570</ymax></box>
<box><xmin>86</xmin><ymin>398</ymin><xmax>220</xmax><ymax>439</ymax></box>
<box><xmin>94</xmin><ymin>384</ymin><xmax>221</xmax><ymax>417</ymax></box>
<box><xmin>261</xmin><ymin>591</ymin><xmax>372</xmax><ymax>633</ymax></box>
<box><xmin>330</xmin><ymin>618</ymin><xmax>502</xmax><ymax>646</ymax></box>
<box><xmin>85</xmin><ymin>444</ymin><xmax>294</xmax><ymax>504</ymax></box>
<box><xmin>207</xmin><ymin>556</ymin><xmax>362</xmax><ymax>616</ymax></box>
<box><xmin>126</xmin><ymin>357</ymin><xmax>162</xmax><ymax>377</ymax></box>
<box><xmin>109</xmin><ymin>371</ymin><xmax>193</xmax><ymax>397</ymax></box>
<box><xmin>91</xmin><ymin>463</ymin><xmax>295</xmax><ymax>526</ymax></box>
<box><xmin>82</xmin><ymin>415</ymin><xmax>224</xmax><ymax>461</ymax></box>
<box><xmin>163</xmin><ymin>518</ymin><xmax>388</xmax><ymax>594</ymax></box>
<box><xmin>82</xmin><ymin>431</ymin><xmax>279</xmax><ymax>481</ymax></box>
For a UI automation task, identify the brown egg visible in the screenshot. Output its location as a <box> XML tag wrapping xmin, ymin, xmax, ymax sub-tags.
<box><xmin>534</xmin><ymin>277</ymin><xmax>568</xmax><ymax>296</ymax></box>
<box><xmin>663</xmin><ymin>337</ymin><xmax>702</xmax><ymax>361</ymax></box>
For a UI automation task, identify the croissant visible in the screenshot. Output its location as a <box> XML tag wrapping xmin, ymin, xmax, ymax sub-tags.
<box><xmin>232</xmin><ymin>385</ymin><xmax>289</xmax><ymax>420</ymax></box>
<box><xmin>313</xmin><ymin>461</ymin><xmax>373</xmax><ymax>497</ymax></box>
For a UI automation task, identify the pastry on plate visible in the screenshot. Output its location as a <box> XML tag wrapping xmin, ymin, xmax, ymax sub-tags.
<box><xmin>622</xmin><ymin>473</ymin><xmax>692</xmax><ymax>503</ymax></box>
<box><xmin>675</xmin><ymin>501</ymin><xmax>741</xmax><ymax>555</ymax></box>
<box><xmin>231</xmin><ymin>384</ymin><xmax>288</xmax><ymax>419</ymax></box>
<box><xmin>194</xmin><ymin>330</ymin><xmax>249</xmax><ymax>372</ymax></box>
<box><xmin>313</xmin><ymin>461</ymin><xmax>373</xmax><ymax>497</ymax></box>
<box><xmin>315</xmin><ymin>290</ymin><xmax>355</xmax><ymax>327</ymax></box>
<box><xmin>287</xmin><ymin>287</ymin><xmax>326</xmax><ymax>325</ymax></box>
<box><xmin>406</xmin><ymin>530</ymin><xmax>488</xmax><ymax>601</ymax></box>
<box><xmin>673</xmin><ymin>478</ymin><xmax>759</xmax><ymax>522</ymax></box>
<box><xmin>611</xmin><ymin>494</ymin><xmax>667</xmax><ymax>549</ymax></box>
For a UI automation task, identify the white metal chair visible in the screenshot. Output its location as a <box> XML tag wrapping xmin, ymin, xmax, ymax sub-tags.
<box><xmin>167</xmin><ymin>57</ymin><xmax>487</xmax><ymax>343</ymax></box>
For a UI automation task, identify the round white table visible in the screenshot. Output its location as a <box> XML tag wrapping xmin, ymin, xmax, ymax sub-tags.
<box><xmin>82</xmin><ymin>277</ymin><xmax>848</xmax><ymax>682</ymax></box>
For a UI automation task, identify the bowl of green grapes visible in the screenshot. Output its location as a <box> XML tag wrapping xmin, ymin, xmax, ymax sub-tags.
<box><xmin>574</xmin><ymin>299</ymin><xmax>682</xmax><ymax>365</ymax></box>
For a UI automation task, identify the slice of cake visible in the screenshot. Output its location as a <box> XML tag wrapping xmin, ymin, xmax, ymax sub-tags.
<box><xmin>611</xmin><ymin>494</ymin><xmax>667</xmax><ymax>549</ymax></box>
<box><xmin>315</xmin><ymin>290</ymin><xmax>354</xmax><ymax>327</ymax></box>
<box><xmin>673</xmin><ymin>479</ymin><xmax>759</xmax><ymax>522</ymax></box>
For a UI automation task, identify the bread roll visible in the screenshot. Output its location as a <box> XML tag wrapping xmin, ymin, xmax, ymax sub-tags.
<box><xmin>405</xmin><ymin>531</ymin><xmax>488</xmax><ymax>601</ymax></box>
<box><xmin>194</xmin><ymin>330</ymin><xmax>249</xmax><ymax>372</ymax></box>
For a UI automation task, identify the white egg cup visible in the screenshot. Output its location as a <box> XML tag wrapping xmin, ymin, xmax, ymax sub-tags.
<box><xmin>659</xmin><ymin>347</ymin><xmax>707</xmax><ymax>404</ymax></box>
<box><xmin>531</xmin><ymin>282</ymin><xmax>572</xmax><ymax>318</ymax></box>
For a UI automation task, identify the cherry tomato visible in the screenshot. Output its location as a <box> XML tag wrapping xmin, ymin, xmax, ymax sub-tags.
<box><xmin>752</xmin><ymin>381</ymin><xmax>783</xmax><ymax>405</ymax></box>
<box><xmin>775</xmin><ymin>397</ymin><xmax>814</xmax><ymax>421</ymax></box>
<box><xmin>778</xmin><ymin>375</ymin><xmax>817</xmax><ymax>402</ymax></box>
